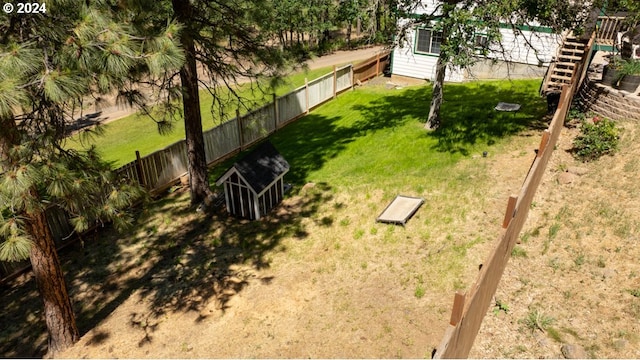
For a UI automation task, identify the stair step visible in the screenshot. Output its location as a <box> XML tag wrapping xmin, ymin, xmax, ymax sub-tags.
<box><xmin>553</xmin><ymin>68</ymin><xmax>574</xmax><ymax>74</ymax></box>
<box><xmin>563</xmin><ymin>46</ymin><xmax>585</xmax><ymax>52</ymax></box>
<box><xmin>564</xmin><ymin>41</ymin><xmax>586</xmax><ymax>47</ymax></box>
<box><xmin>559</xmin><ymin>54</ymin><xmax>582</xmax><ymax>61</ymax></box>
<box><xmin>556</xmin><ymin>62</ymin><xmax>577</xmax><ymax>67</ymax></box>
<box><xmin>546</xmin><ymin>84</ymin><xmax>564</xmax><ymax>91</ymax></box>
<box><xmin>547</xmin><ymin>80</ymin><xmax>570</xmax><ymax>87</ymax></box>
<box><xmin>561</xmin><ymin>49</ymin><xmax>584</xmax><ymax>55</ymax></box>
<box><xmin>551</xmin><ymin>74</ymin><xmax>573</xmax><ymax>81</ymax></box>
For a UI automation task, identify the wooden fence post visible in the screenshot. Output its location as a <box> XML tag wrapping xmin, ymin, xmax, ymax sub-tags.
<box><xmin>333</xmin><ymin>65</ymin><xmax>337</xmax><ymax>99</ymax></box>
<box><xmin>538</xmin><ymin>130</ymin><xmax>550</xmax><ymax>157</ymax></box>
<box><xmin>449</xmin><ymin>291</ymin><xmax>466</xmax><ymax>326</ymax></box>
<box><xmin>236</xmin><ymin>109</ymin><xmax>244</xmax><ymax>150</ymax></box>
<box><xmin>135</xmin><ymin>150</ymin><xmax>147</xmax><ymax>188</ymax></box>
<box><xmin>304</xmin><ymin>77</ymin><xmax>310</xmax><ymax>114</ymax></box>
<box><xmin>273</xmin><ymin>93</ymin><xmax>279</xmax><ymax>131</ymax></box>
<box><xmin>376</xmin><ymin>52</ymin><xmax>380</xmax><ymax>76</ymax></box>
<box><xmin>502</xmin><ymin>195</ymin><xmax>518</xmax><ymax>229</ymax></box>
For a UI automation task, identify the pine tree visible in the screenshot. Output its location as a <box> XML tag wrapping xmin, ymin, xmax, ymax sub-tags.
<box><xmin>135</xmin><ymin>0</ymin><xmax>288</xmax><ymax>206</ymax></box>
<box><xmin>0</xmin><ymin>1</ymin><xmax>183</xmax><ymax>355</ymax></box>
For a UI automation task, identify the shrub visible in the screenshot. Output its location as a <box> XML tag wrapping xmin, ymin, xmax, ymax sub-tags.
<box><xmin>572</xmin><ymin>116</ymin><xmax>619</xmax><ymax>161</ymax></box>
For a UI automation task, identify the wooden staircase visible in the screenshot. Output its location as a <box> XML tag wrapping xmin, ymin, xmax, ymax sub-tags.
<box><xmin>540</xmin><ymin>36</ymin><xmax>589</xmax><ymax>95</ymax></box>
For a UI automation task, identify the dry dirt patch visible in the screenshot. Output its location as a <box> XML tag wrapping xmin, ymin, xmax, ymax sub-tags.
<box><xmin>472</xmin><ymin>118</ymin><xmax>640</xmax><ymax>358</ymax></box>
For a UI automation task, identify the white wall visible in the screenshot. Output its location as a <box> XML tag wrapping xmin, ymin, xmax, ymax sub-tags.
<box><xmin>392</xmin><ymin>26</ymin><xmax>465</xmax><ymax>82</ymax></box>
<box><xmin>391</xmin><ymin>25</ymin><xmax>562</xmax><ymax>82</ymax></box>
<box><xmin>489</xmin><ymin>27</ymin><xmax>562</xmax><ymax>65</ymax></box>
<box><xmin>409</xmin><ymin>0</ymin><xmax>441</xmax><ymax>16</ymax></box>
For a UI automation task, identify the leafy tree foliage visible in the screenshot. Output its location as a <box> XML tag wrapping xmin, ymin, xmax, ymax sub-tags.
<box><xmin>338</xmin><ymin>0</ymin><xmax>365</xmax><ymax>48</ymax></box>
<box><xmin>395</xmin><ymin>0</ymin><xmax>593</xmax><ymax>129</ymax></box>
<box><xmin>0</xmin><ymin>0</ymin><xmax>182</xmax><ymax>355</ymax></box>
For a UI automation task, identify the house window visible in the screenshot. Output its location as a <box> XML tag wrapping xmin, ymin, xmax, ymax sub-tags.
<box><xmin>416</xmin><ymin>28</ymin><xmax>443</xmax><ymax>55</ymax></box>
<box><xmin>474</xmin><ymin>34</ymin><xmax>488</xmax><ymax>49</ymax></box>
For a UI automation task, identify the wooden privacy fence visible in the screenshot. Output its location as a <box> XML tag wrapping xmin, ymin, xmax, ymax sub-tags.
<box><xmin>433</xmin><ymin>34</ymin><xmax>594</xmax><ymax>359</ymax></box>
<box><xmin>117</xmin><ymin>52</ymin><xmax>389</xmax><ymax>193</ymax></box>
<box><xmin>0</xmin><ymin>51</ymin><xmax>390</xmax><ymax>282</ymax></box>
<box><xmin>353</xmin><ymin>51</ymin><xmax>391</xmax><ymax>84</ymax></box>
<box><xmin>117</xmin><ymin>63</ymin><xmax>359</xmax><ymax>192</ymax></box>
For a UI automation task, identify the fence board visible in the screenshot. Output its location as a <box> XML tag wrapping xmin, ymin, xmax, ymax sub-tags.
<box><xmin>115</xmin><ymin>162</ymin><xmax>141</xmax><ymax>186</ymax></box>
<box><xmin>204</xmin><ymin>119</ymin><xmax>241</xmax><ymax>164</ymax></box>
<box><xmin>241</xmin><ymin>104</ymin><xmax>277</xmax><ymax>147</ymax></box>
<box><xmin>353</xmin><ymin>51</ymin><xmax>390</xmax><ymax>84</ymax></box>
<box><xmin>277</xmin><ymin>88</ymin><xmax>307</xmax><ymax>126</ymax></box>
<box><xmin>308</xmin><ymin>73</ymin><xmax>335</xmax><ymax>108</ymax></box>
<box><xmin>336</xmin><ymin>65</ymin><xmax>352</xmax><ymax>93</ymax></box>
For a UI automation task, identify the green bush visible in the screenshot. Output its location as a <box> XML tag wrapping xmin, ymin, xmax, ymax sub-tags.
<box><xmin>572</xmin><ymin>116</ymin><xmax>619</xmax><ymax>162</ymax></box>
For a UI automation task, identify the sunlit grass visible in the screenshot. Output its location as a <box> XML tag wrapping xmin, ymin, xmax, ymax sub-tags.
<box><xmin>65</xmin><ymin>65</ymin><xmax>338</xmax><ymax>167</ymax></box>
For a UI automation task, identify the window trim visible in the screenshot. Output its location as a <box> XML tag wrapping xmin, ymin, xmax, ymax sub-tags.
<box><xmin>414</xmin><ymin>27</ymin><xmax>443</xmax><ymax>57</ymax></box>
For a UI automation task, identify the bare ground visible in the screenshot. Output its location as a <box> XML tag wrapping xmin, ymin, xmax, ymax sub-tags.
<box><xmin>472</xmin><ymin>117</ymin><xmax>640</xmax><ymax>358</ymax></box>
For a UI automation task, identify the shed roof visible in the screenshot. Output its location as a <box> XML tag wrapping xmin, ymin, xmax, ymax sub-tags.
<box><xmin>216</xmin><ymin>141</ymin><xmax>290</xmax><ymax>194</ymax></box>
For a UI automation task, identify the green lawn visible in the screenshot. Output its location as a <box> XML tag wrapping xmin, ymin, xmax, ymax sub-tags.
<box><xmin>65</xmin><ymin>65</ymin><xmax>339</xmax><ymax>167</ymax></box>
<box><xmin>211</xmin><ymin>79</ymin><xmax>547</xmax><ymax>194</ymax></box>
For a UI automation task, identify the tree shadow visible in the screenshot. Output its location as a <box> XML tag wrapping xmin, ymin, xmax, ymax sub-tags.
<box><xmin>0</xmin><ymin>180</ymin><xmax>330</xmax><ymax>356</ymax></box>
<box><xmin>431</xmin><ymin>82</ymin><xmax>549</xmax><ymax>155</ymax></box>
<box><xmin>335</xmin><ymin>81</ymin><xmax>547</xmax><ymax>157</ymax></box>
<box><xmin>209</xmin><ymin>107</ymin><xmax>411</xmax><ymax>189</ymax></box>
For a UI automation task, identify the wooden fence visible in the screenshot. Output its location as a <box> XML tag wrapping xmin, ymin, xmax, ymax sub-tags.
<box><xmin>353</xmin><ymin>51</ymin><xmax>391</xmax><ymax>84</ymax></box>
<box><xmin>0</xmin><ymin>51</ymin><xmax>390</xmax><ymax>282</ymax></box>
<box><xmin>118</xmin><ymin>62</ymin><xmax>359</xmax><ymax>193</ymax></box>
<box><xmin>432</xmin><ymin>34</ymin><xmax>594</xmax><ymax>359</ymax></box>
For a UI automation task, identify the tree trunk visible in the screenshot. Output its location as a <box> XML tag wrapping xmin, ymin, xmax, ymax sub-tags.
<box><xmin>172</xmin><ymin>0</ymin><xmax>213</xmax><ymax>205</ymax></box>
<box><xmin>426</xmin><ymin>55</ymin><xmax>447</xmax><ymax>130</ymax></box>
<box><xmin>27</xmin><ymin>201</ymin><xmax>79</xmax><ymax>357</ymax></box>
<box><xmin>0</xmin><ymin>116</ymin><xmax>79</xmax><ymax>357</ymax></box>
<box><xmin>346</xmin><ymin>22</ymin><xmax>352</xmax><ymax>48</ymax></box>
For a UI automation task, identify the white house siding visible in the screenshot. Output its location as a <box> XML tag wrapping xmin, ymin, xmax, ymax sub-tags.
<box><xmin>392</xmin><ymin>26</ymin><xmax>465</xmax><ymax>82</ymax></box>
<box><xmin>488</xmin><ymin>27</ymin><xmax>562</xmax><ymax>66</ymax></box>
<box><xmin>410</xmin><ymin>0</ymin><xmax>441</xmax><ymax>16</ymax></box>
<box><xmin>391</xmin><ymin>25</ymin><xmax>562</xmax><ymax>82</ymax></box>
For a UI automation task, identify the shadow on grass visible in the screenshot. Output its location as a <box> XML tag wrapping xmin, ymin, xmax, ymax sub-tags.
<box><xmin>209</xmin><ymin>111</ymin><xmax>380</xmax><ymax>189</ymax></box>
<box><xmin>0</xmin><ymin>182</ymin><xmax>331</xmax><ymax>357</ymax></box>
<box><xmin>346</xmin><ymin>81</ymin><xmax>547</xmax><ymax>156</ymax></box>
<box><xmin>211</xmin><ymin>81</ymin><xmax>547</xmax><ymax>193</ymax></box>
<box><xmin>432</xmin><ymin>82</ymin><xmax>549</xmax><ymax>155</ymax></box>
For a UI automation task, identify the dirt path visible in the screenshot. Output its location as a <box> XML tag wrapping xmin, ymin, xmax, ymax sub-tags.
<box><xmin>80</xmin><ymin>46</ymin><xmax>386</xmax><ymax>127</ymax></box>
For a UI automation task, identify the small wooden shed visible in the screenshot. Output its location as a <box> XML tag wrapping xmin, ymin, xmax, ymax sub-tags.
<box><xmin>215</xmin><ymin>141</ymin><xmax>290</xmax><ymax>220</ymax></box>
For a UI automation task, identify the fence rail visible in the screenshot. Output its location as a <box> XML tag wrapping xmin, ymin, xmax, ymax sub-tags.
<box><xmin>433</xmin><ymin>33</ymin><xmax>594</xmax><ymax>359</ymax></box>
<box><xmin>1</xmin><ymin>51</ymin><xmax>391</xmax><ymax>283</ymax></box>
